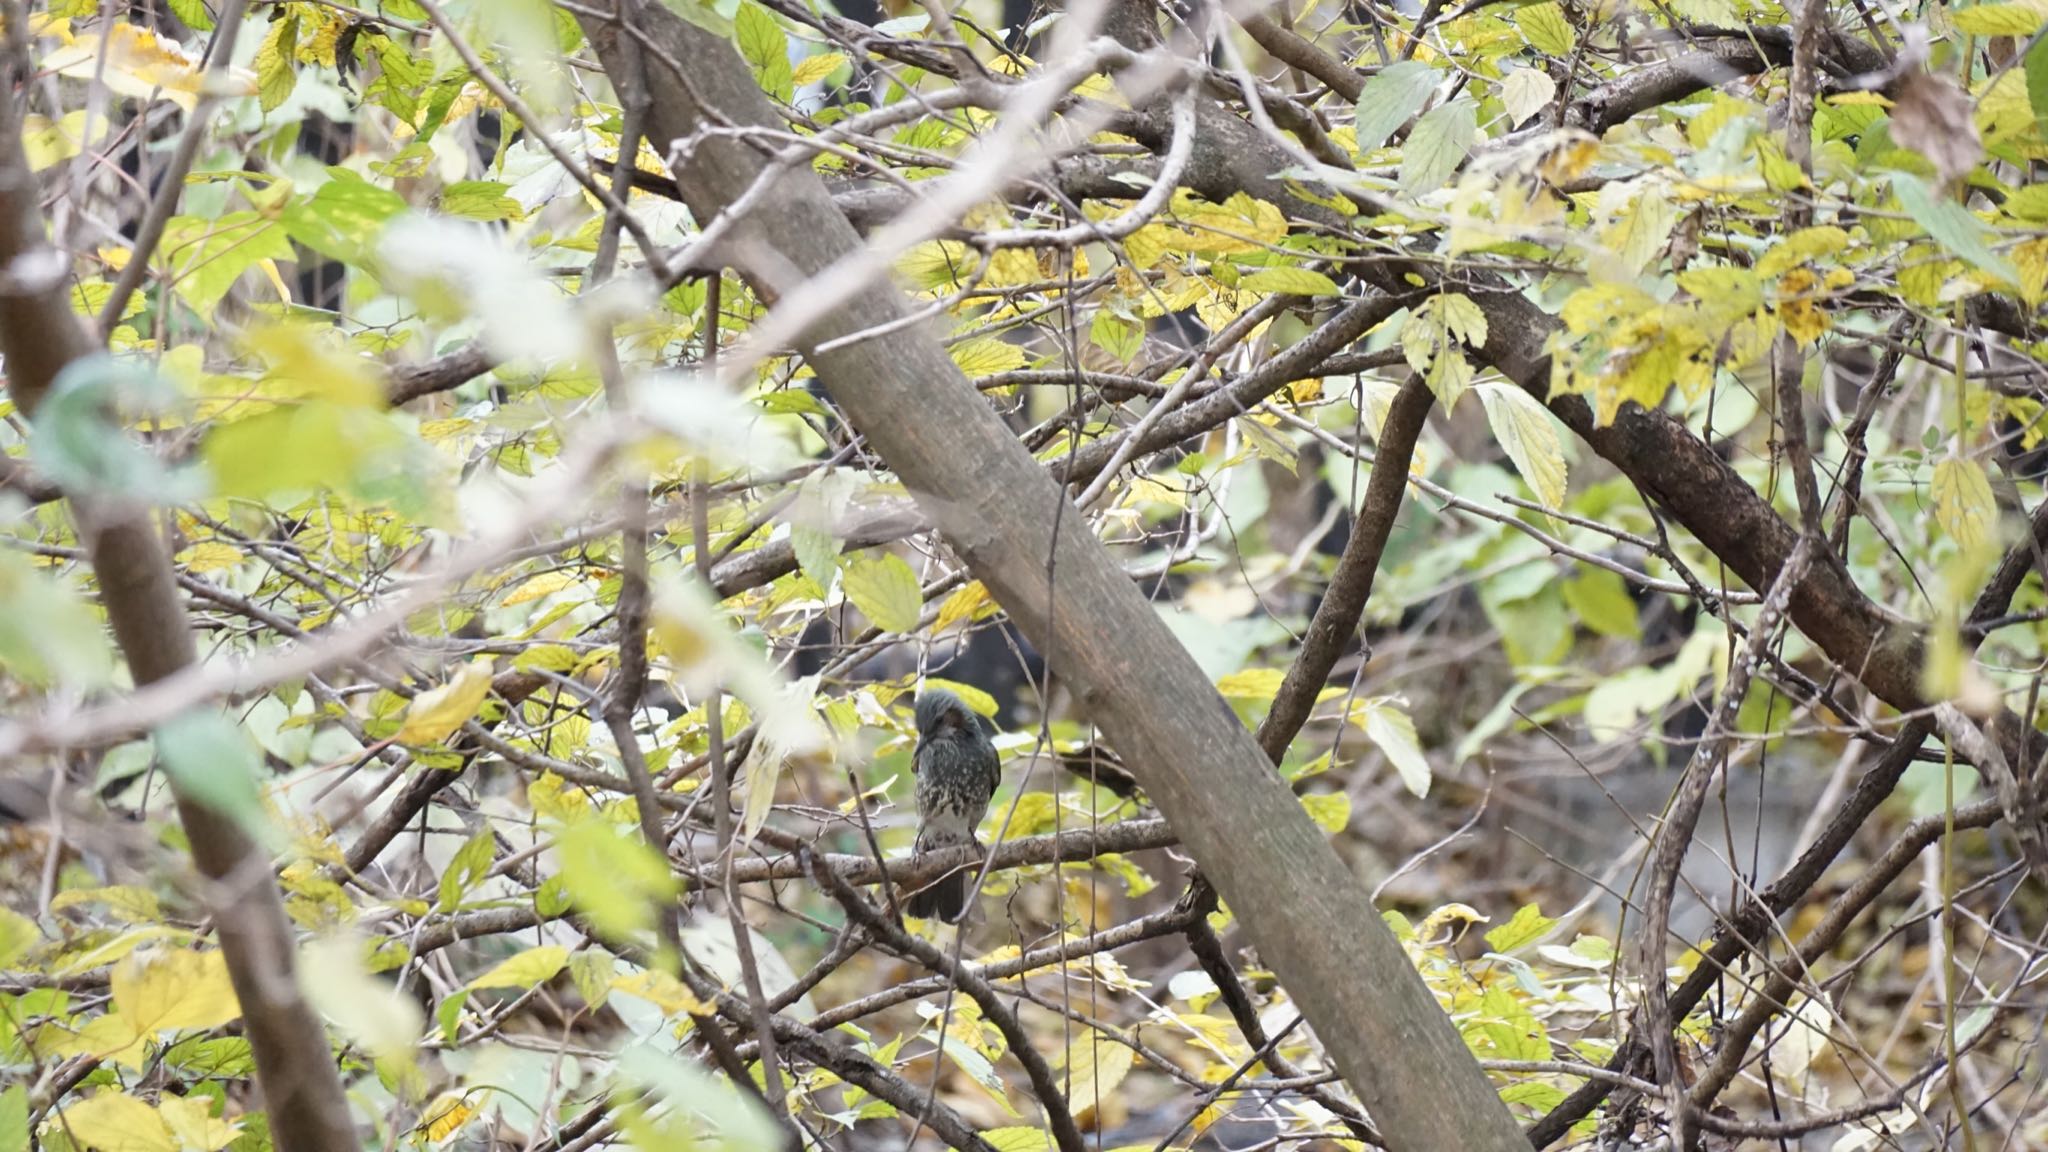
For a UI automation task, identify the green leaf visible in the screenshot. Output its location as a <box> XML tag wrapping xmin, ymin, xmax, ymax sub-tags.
<box><xmin>1562</xmin><ymin>569</ymin><xmax>1641</xmax><ymax>640</ymax></box>
<box><xmin>981</xmin><ymin>1130</ymin><xmax>1055</xmax><ymax>1152</ymax></box>
<box><xmin>1090</xmin><ymin>310</ymin><xmax>1142</xmax><ymax>363</ymax></box>
<box><xmin>1239</xmin><ymin>267</ymin><xmax>1342</xmax><ymax>296</ymax></box>
<box><xmin>0</xmin><ymin>552</ymin><xmax>112</xmax><ymax>690</ymax></box>
<box><xmin>202</xmin><ymin>403</ymin><xmax>412</xmax><ymax>502</ymax></box>
<box><xmin>155</xmin><ymin>713</ymin><xmax>274</xmax><ymax>845</ymax></box>
<box><xmin>555</xmin><ymin>820</ymin><xmax>679</xmax><ymax>939</ymax></box>
<box><xmin>167</xmin><ymin>0</ymin><xmax>216</xmax><ymax>31</ymax></box>
<box><xmin>1300</xmin><ymin>791</ymin><xmax>1351</xmax><ymax>834</ymax></box>
<box><xmin>436</xmin><ymin>989</ymin><xmax>470</xmax><ymax>1045</ymax></box>
<box><xmin>160</xmin><ymin>212</ymin><xmax>295</xmax><ymax>314</ymax></box>
<box><xmin>1351</xmin><ymin>698</ymin><xmax>1432</xmax><ymax>796</ymax></box>
<box><xmin>952</xmin><ymin>337</ymin><xmax>1028</xmax><ymax>376</ymax></box>
<box><xmin>0</xmin><ymin>906</ymin><xmax>36</xmax><ymax>969</ymax></box>
<box><xmin>1353</xmin><ymin>60</ymin><xmax>1439</xmax><ymax>151</ymax></box>
<box><xmin>1515</xmin><ymin>2</ymin><xmax>1574</xmax><ymax>55</ymax></box>
<box><xmin>29</xmin><ymin>355</ymin><xmax>197</xmax><ymax>503</ymax></box>
<box><xmin>1474</xmin><ymin>382</ymin><xmax>1569</xmax><ymax>509</ymax></box>
<box><xmin>841</xmin><ymin>551</ymin><xmax>923</xmax><ymax>633</ymax></box>
<box><xmin>568</xmin><ymin>951</ymin><xmax>614</xmax><ymax>1010</ymax></box>
<box><xmin>1399</xmin><ymin>99</ymin><xmax>1478</xmax><ymax>195</ymax></box>
<box><xmin>466</xmin><ymin>946</ymin><xmax>570</xmax><ymax>992</ymax></box>
<box><xmin>164</xmin><ymin>1037</ymin><xmax>256</xmax><ymax>1080</ymax></box>
<box><xmin>614</xmin><ymin>1045</ymin><xmax>786</xmax><ymax>1152</ymax></box>
<box><xmin>1426</xmin><ymin>347</ymin><xmax>1474</xmax><ymax>411</ymax></box>
<box><xmin>1893</xmin><ymin>173</ymin><xmax>2016</xmax><ymax>284</ymax></box>
<box><xmin>372</xmin><ymin>37</ymin><xmax>428</xmax><ymax>121</ymax></box>
<box><xmin>438</xmin><ymin>180</ymin><xmax>523</xmax><ymax>221</ymax></box>
<box><xmin>734</xmin><ymin>2</ymin><xmax>795</xmax><ymax>103</ymax></box>
<box><xmin>254</xmin><ymin>13</ymin><xmax>300</xmax><ymax>112</ymax></box>
<box><xmin>2027</xmin><ymin>34</ymin><xmax>2048</xmax><ymax>140</ymax></box>
<box><xmin>1932</xmin><ymin>455</ymin><xmax>1996</xmax><ymax>550</ymax></box>
<box><xmin>1953</xmin><ymin>0</ymin><xmax>2048</xmax><ymax>35</ymax></box>
<box><xmin>280</xmin><ymin>172</ymin><xmax>407</xmax><ymax>266</ymax></box>
<box><xmin>1483</xmin><ymin>903</ymin><xmax>1555</xmax><ymax>952</ymax></box>
<box><xmin>437</xmin><ymin>829</ymin><xmax>497</xmax><ymax>913</ymax></box>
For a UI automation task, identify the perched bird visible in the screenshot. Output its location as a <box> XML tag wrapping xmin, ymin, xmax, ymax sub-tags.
<box><xmin>907</xmin><ymin>689</ymin><xmax>1001</xmax><ymax>922</ymax></box>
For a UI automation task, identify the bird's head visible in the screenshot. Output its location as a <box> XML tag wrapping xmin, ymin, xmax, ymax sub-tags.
<box><xmin>913</xmin><ymin>688</ymin><xmax>979</xmax><ymax>740</ymax></box>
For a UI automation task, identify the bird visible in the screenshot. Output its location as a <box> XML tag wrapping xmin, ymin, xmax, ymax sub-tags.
<box><xmin>905</xmin><ymin>688</ymin><xmax>1001</xmax><ymax>922</ymax></box>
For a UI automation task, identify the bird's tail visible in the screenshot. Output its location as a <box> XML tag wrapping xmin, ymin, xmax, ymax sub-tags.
<box><xmin>907</xmin><ymin>835</ymin><xmax>980</xmax><ymax>922</ymax></box>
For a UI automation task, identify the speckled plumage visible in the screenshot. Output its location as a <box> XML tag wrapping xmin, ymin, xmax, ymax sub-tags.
<box><xmin>907</xmin><ymin>689</ymin><xmax>1001</xmax><ymax>922</ymax></box>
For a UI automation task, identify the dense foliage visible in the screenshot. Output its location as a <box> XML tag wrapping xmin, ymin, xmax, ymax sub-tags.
<box><xmin>4</xmin><ymin>0</ymin><xmax>2048</xmax><ymax>1148</ymax></box>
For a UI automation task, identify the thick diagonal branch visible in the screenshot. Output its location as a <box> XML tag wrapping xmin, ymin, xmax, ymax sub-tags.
<box><xmin>572</xmin><ymin>1</ymin><xmax>1528</xmax><ymax>1146</ymax></box>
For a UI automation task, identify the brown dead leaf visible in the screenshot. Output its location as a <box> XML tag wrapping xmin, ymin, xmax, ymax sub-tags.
<box><xmin>1888</xmin><ymin>70</ymin><xmax>1983</xmax><ymax>188</ymax></box>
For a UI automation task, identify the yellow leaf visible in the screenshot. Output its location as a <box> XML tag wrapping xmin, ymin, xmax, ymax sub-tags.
<box><xmin>609</xmin><ymin>968</ymin><xmax>707</xmax><ymax>1015</ymax></box>
<box><xmin>1123</xmin><ymin>223</ymin><xmax>1178</xmax><ymax>270</ymax></box>
<box><xmin>1932</xmin><ymin>455</ymin><xmax>1996</xmax><ymax>550</ymax></box>
<box><xmin>22</xmin><ymin>112</ymin><xmax>88</xmax><ymax>171</ymax></box>
<box><xmin>299</xmin><ymin>932</ymin><xmax>425</xmax><ymax>1059</ymax></box>
<box><xmin>466</xmin><ymin>945</ymin><xmax>569</xmax><ymax>992</ymax></box>
<box><xmin>952</xmin><ymin>337</ymin><xmax>1029</xmax><ymax>377</ymax></box>
<box><xmin>50</xmin><ymin>886</ymin><xmax>160</xmax><ymax>923</ymax></box>
<box><xmin>921</xmin><ymin>678</ymin><xmax>998</xmax><ymax>717</ymax></box>
<box><xmin>1757</xmin><ymin>226</ymin><xmax>1850</xmax><ymax>276</ymax></box>
<box><xmin>420</xmin><ymin>1096</ymin><xmax>474</xmax><ymax>1143</ymax></box>
<box><xmin>1238</xmin><ymin>267</ymin><xmax>1342</xmax><ymax>296</ymax></box>
<box><xmin>1537</xmin><ymin>135</ymin><xmax>1600</xmax><ymax>184</ymax></box>
<box><xmin>111</xmin><ymin>948</ymin><xmax>241</xmax><ymax>1034</ymax></box>
<box><xmin>2014</xmin><ymin>237</ymin><xmax>2048</xmax><ymax>306</ymax></box>
<box><xmin>988</xmin><ymin>51</ymin><xmax>1036</xmax><ymax>77</ymax></box>
<box><xmin>1214</xmin><ymin>668</ymin><xmax>1286</xmax><ymax>699</ymax></box>
<box><xmin>1418</xmin><ymin>902</ymin><xmax>1488</xmax><ymax>938</ymax></box>
<box><xmin>1301</xmin><ymin>792</ymin><xmax>1351</xmax><ymax>834</ymax></box>
<box><xmin>42</xmin><ymin>23</ymin><xmax>254</xmax><ymax>112</ymax></box>
<box><xmin>841</xmin><ymin>552</ymin><xmax>924</xmax><ymax>633</ymax></box>
<box><xmin>175</xmin><ymin>542</ymin><xmax>243</xmax><ymax>575</ymax></box>
<box><xmin>528</xmin><ymin>771</ymin><xmax>592</xmax><ymax>822</ymax></box>
<box><xmin>57</xmin><ymin>1092</ymin><xmax>174</xmax><ymax>1152</ymax></box>
<box><xmin>1776</xmin><ymin>268</ymin><xmax>1828</xmax><ymax>345</ymax></box>
<box><xmin>240</xmin><ymin>323</ymin><xmax>382</xmax><ymax>407</ymax></box>
<box><xmin>1057</xmin><ymin>1030</ymin><xmax>1134</xmax><ymax>1120</ymax></box>
<box><xmin>156</xmin><ymin>1097</ymin><xmax>239</xmax><ymax>1152</ymax></box>
<box><xmin>792</xmin><ymin>52</ymin><xmax>846</xmax><ymax>85</ymax></box>
<box><xmin>984</xmin><ymin>246</ymin><xmax>1043</xmax><ymax>288</ymax></box>
<box><xmin>396</xmin><ymin>660</ymin><xmax>495</xmax><ymax>745</ymax></box>
<box><xmin>501</xmin><ymin>570</ymin><xmax>580</xmax><ymax>606</ymax></box>
<box><xmin>298</xmin><ymin>13</ymin><xmax>347</xmax><ymax>67</ymax></box>
<box><xmin>1169</xmin><ymin>191</ymin><xmax>1288</xmax><ymax>254</ymax></box>
<box><xmin>0</xmin><ymin>906</ymin><xmax>36</xmax><ymax>968</ymax></box>
<box><xmin>982</xmin><ymin>1129</ymin><xmax>1056</xmax><ymax>1152</ymax></box>
<box><xmin>934</xmin><ymin>581</ymin><xmax>991</xmax><ymax>633</ymax></box>
<box><xmin>42</xmin><ymin>1013</ymin><xmax>148</xmax><ymax>1070</ymax></box>
<box><xmin>896</xmin><ymin>239</ymin><xmax>976</xmax><ymax>292</ymax></box>
<box><xmin>252</xmin><ymin>15</ymin><xmax>298</xmax><ymax>113</ymax></box>
<box><xmin>1474</xmin><ymin>382</ymin><xmax>1568</xmax><ymax>509</ymax></box>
